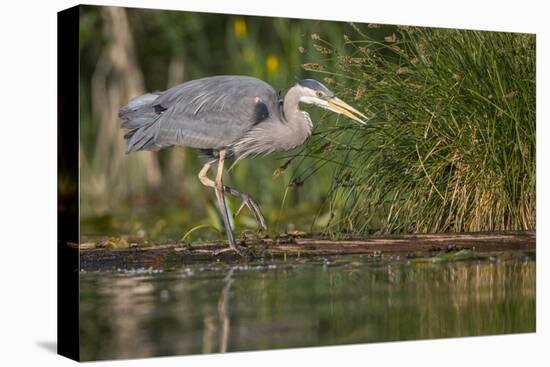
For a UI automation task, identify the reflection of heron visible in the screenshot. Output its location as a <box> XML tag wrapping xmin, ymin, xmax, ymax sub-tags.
<box><xmin>119</xmin><ymin>76</ymin><xmax>367</xmax><ymax>255</ymax></box>
<box><xmin>201</xmin><ymin>267</ymin><xmax>236</xmax><ymax>353</ymax></box>
<box><xmin>218</xmin><ymin>267</ymin><xmax>235</xmax><ymax>353</ymax></box>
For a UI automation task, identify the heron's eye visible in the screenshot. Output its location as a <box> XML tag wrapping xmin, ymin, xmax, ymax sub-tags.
<box><xmin>315</xmin><ymin>91</ymin><xmax>324</xmax><ymax>97</ymax></box>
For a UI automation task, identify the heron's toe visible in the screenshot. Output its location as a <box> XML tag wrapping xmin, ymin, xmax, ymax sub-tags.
<box><xmin>214</xmin><ymin>243</ymin><xmax>251</xmax><ymax>258</ymax></box>
<box><xmin>232</xmin><ymin>194</ymin><xmax>268</xmax><ymax>231</ymax></box>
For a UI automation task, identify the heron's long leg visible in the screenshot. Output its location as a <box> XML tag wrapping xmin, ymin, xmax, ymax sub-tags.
<box><xmin>198</xmin><ymin>156</ymin><xmax>244</xmax><ymax>256</ymax></box>
<box><xmin>199</xmin><ymin>161</ymin><xmax>266</xmax><ymax>231</ymax></box>
<box><xmin>198</xmin><ymin>159</ymin><xmax>216</xmax><ymax>187</ymax></box>
<box><xmin>223</xmin><ymin>186</ymin><xmax>267</xmax><ymax>231</ymax></box>
<box><xmin>214</xmin><ymin>150</ymin><xmax>245</xmax><ymax>256</ymax></box>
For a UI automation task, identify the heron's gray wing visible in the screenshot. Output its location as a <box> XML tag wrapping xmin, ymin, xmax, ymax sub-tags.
<box><xmin>123</xmin><ymin>75</ymin><xmax>280</xmax><ymax>153</ymax></box>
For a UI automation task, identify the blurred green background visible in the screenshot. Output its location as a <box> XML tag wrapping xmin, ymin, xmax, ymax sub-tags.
<box><xmin>79</xmin><ymin>6</ymin><xmax>535</xmax><ymax>243</ymax></box>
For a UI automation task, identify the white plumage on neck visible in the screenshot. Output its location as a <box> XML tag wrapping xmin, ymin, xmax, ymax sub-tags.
<box><xmin>231</xmin><ymin>84</ymin><xmax>314</xmax><ymax>161</ymax></box>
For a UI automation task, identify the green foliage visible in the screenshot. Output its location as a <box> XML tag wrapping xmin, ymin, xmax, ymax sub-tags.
<box><xmin>306</xmin><ymin>26</ymin><xmax>535</xmax><ymax>233</ymax></box>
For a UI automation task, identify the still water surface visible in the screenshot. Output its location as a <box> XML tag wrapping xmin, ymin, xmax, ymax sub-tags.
<box><xmin>80</xmin><ymin>253</ymin><xmax>535</xmax><ymax>361</ymax></box>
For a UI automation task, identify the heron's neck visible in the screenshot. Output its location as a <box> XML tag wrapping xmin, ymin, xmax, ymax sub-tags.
<box><xmin>282</xmin><ymin>86</ymin><xmax>313</xmax><ymax>134</ymax></box>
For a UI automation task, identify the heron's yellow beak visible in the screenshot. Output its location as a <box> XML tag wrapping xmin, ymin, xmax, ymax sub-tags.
<box><xmin>327</xmin><ymin>97</ymin><xmax>368</xmax><ymax>124</ymax></box>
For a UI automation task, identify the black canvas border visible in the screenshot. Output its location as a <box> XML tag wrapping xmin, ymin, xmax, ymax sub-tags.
<box><xmin>57</xmin><ymin>4</ymin><xmax>80</xmax><ymax>362</ymax></box>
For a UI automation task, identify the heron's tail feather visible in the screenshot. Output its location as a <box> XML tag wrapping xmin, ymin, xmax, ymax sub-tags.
<box><xmin>118</xmin><ymin>93</ymin><xmax>162</xmax><ymax>153</ymax></box>
<box><xmin>118</xmin><ymin>93</ymin><xmax>160</xmax><ymax>120</ymax></box>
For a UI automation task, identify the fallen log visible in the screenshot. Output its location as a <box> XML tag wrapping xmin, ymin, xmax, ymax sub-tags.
<box><xmin>72</xmin><ymin>231</ymin><xmax>535</xmax><ymax>271</ymax></box>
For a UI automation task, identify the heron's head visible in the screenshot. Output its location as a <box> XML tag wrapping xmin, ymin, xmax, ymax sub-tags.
<box><xmin>296</xmin><ymin>79</ymin><xmax>368</xmax><ymax>124</ymax></box>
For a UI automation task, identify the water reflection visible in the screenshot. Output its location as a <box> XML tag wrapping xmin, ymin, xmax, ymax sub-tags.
<box><xmin>80</xmin><ymin>255</ymin><xmax>535</xmax><ymax>361</ymax></box>
<box><xmin>198</xmin><ymin>267</ymin><xmax>237</xmax><ymax>354</ymax></box>
<box><xmin>218</xmin><ymin>267</ymin><xmax>235</xmax><ymax>353</ymax></box>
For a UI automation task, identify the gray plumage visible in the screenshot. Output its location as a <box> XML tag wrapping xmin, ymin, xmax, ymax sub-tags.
<box><xmin>119</xmin><ymin>75</ymin><xmax>330</xmax><ymax>160</ymax></box>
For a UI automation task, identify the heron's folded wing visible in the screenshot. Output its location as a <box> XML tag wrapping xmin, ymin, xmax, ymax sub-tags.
<box><xmin>149</xmin><ymin>76</ymin><xmax>280</xmax><ymax>151</ymax></box>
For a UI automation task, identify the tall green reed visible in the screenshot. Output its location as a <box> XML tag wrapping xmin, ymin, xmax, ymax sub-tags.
<box><xmin>304</xmin><ymin>26</ymin><xmax>535</xmax><ymax>234</ymax></box>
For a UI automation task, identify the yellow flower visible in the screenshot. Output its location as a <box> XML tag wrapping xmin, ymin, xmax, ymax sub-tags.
<box><xmin>266</xmin><ymin>54</ymin><xmax>279</xmax><ymax>74</ymax></box>
<box><xmin>234</xmin><ymin>17</ymin><xmax>247</xmax><ymax>38</ymax></box>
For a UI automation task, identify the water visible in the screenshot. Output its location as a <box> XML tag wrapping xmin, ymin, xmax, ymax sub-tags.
<box><xmin>80</xmin><ymin>253</ymin><xmax>535</xmax><ymax>361</ymax></box>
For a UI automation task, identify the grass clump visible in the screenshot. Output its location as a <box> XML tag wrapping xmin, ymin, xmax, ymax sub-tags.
<box><xmin>306</xmin><ymin>26</ymin><xmax>535</xmax><ymax>234</ymax></box>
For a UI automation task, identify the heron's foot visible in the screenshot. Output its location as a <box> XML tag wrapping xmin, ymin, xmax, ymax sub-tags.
<box><xmin>233</xmin><ymin>192</ymin><xmax>268</xmax><ymax>232</ymax></box>
<box><xmin>223</xmin><ymin>186</ymin><xmax>267</xmax><ymax>231</ymax></box>
<box><xmin>214</xmin><ymin>243</ymin><xmax>249</xmax><ymax>257</ymax></box>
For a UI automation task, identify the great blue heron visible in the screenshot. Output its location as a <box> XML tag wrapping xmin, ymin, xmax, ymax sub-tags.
<box><xmin>119</xmin><ymin>75</ymin><xmax>367</xmax><ymax>256</ymax></box>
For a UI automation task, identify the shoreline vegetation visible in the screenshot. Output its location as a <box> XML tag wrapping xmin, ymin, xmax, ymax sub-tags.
<box><xmin>302</xmin><ymin>26</ymin><xmax>535</xmax><ymax>234</ymax></box>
